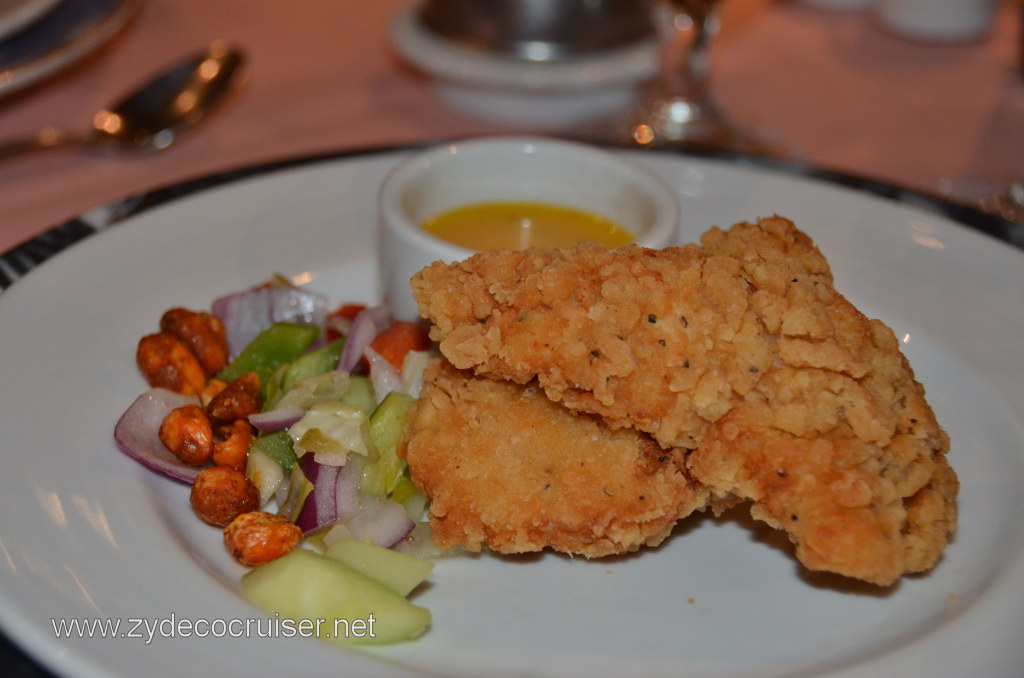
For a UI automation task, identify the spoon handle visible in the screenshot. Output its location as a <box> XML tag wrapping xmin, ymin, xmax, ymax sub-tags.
<box><xmin>0</xmin><ymin>128</ymin><xmax>83</xmax><ymax>160</ymax></box>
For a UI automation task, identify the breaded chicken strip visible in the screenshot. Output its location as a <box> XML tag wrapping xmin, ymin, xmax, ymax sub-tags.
<box><xmin>410</xmin><ymin>216</ymin><xmax>957</xmax><ymax>584</ymax></box>
<box><xmin>413</xmin><ymin>221</ymin><xmax>779</xmax><ymax>450</ymax></box>
<box><xmin>402</xmin><ymin>358</ymin><xmax>709</xmax><ymax>557</ymax></box>
<box><xmin>691</xmin><ymin>220</ymin><xmax>957</xmax><ymax>585</ymax></box>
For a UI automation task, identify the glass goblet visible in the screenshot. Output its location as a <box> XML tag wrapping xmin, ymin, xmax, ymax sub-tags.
<box><xmin>584</xmin><ymin>0</ymin><xmax>791</xmax><ymax>159</ymax></box>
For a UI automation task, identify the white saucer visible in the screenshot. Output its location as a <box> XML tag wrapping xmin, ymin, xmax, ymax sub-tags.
<box><xmin>0</xmin><ymin>0</ymin><xmax>61</xmax><ymax>42</ymax></box>
<box><xmin>389</xmin><ymin>5</ymin><xmax>659</xmax><ymax>129</ymax></box>
<box><xmin>0</xmin><ymin>0</ymin><xmax>138</xmax><ymax>98</ymax></box>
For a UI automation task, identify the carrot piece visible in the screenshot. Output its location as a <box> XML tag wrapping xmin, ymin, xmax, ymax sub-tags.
<box><xmin>330</xmin><ymin>303</ymin><xmax>366</xmax><ymax>321</ymax></box>
<box><xmin>369</xmin><ymin>321</ymin><xmax>431</xmax><ymax>370</ymax></box>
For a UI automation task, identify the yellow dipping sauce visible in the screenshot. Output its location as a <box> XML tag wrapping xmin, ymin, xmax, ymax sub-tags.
<box><xmin>421</xmin><ymin>201</ymin><xmax>635</xmax><ymax>251</ymax></box>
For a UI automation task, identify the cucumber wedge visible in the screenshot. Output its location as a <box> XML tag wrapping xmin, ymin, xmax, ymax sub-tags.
<box><xmin>241</xmin><ymin>549</ymin><xmax>430</xmax><ymax>645</ymax></box>
<box><xmin>361</xmin><ymin>391</ymin><xmax>414</xmax><ymax>497</ymax></box>
<box><xmin>341</xmin><ymin>375</ymin><xmax>375</xmax><ymax>415</ymax></box>
<box><xmin>324</xmin><ymin>538</ymin><xmax>434</xmax><ymax>597</ymax></box>
<box><xmin>280</xmin><ymin>339</ymin><xmax>344</xmax><ymax>393</ymax></box>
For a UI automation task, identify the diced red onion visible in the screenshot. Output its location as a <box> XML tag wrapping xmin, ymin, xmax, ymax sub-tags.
<box><xmin>274</xmin><ymin>472</ymin><xmax>292</xmax><ymax>509</ymax></box>
<box><xmin>248</xmin><ymin>406</ymin><xmax>305</xmax><ymax>433</ymax></box>
<box><xmin>400</xmin><ymin>349</ymin><xmax>430</xmax><ymax>398</ymax></box>
<box><xmin>335</xmin><ymin>454</ymin><xmax>364</xmax><ymax>522</ymax></box>
<box><xmin>113</xmin><ymin>388</ymin><xmax>203</xmax><ymax>484</ymax></box>
<box><xmin>212</xmin><ymin>285</ymin><xmax>328</xmax><ymax>357</ymax></box>
<box><xmin>364</xmin><ymin>303</ymin><xmax>392</xmax><ymax>331</ymax></box>
<box><xmin>343</xmin><ymin>493</ymin><xmax>415</xmax><ymax>548</ymax></box>
<box><xmin>337</xmin><ymin>304</ymin><xmax>391</xmax><ymax>372</ymax></box>
<box><xmin>364</xmin><ymin>345</ymin><xmax>402</xmax><ymax>404</ymax></box>
<box><xmin>291</xmin><ymin>453</ymin><xmax>411</xmax><ymax>546</ymax></box>
<box><xmin>393</xmin><ymin>523</ymin><xmax>443</xmax><ymax>559</ymax></box>
<box><xmin>337</xmin><ymin>317</ymin><xmax>375</xmax><ymax>372</ymax></box>
<box><xmin>295</xmin><ymin>455</ymin><xmax>341</xmax><ymax>534</ymax></box>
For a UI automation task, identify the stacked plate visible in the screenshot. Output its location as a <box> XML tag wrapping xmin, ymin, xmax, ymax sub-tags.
<box><xmin>389</xmin><ymin>2</ymin><xmax>660</xmax><ymax>130</ymax></box>
<box><xmin>0</xmin><ymin>0</ymin><xmax>139</xmax><ymax>98</ymax></box>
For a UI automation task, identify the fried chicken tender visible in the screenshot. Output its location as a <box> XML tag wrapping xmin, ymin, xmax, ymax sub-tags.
<box><xmin>413</xmin><ymin>222</ymin><xmax>774</xmax><ymax>450</ymax></box>
<box><xmin>403</xmin><ymin>359</ymin><xmax>709</xmax><ymax>557</ymax></box>
<box><xmin>410</xmin><ymin>216</ymin><xmax>957</xmax><ymax>585</ymax></box>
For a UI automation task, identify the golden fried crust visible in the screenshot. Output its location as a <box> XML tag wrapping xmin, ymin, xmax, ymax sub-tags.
<box><xmin>402</xmin><ymin>359</ymin><xmax>709</xmax><ymax>557</ymax></box>
<box><xmin>411</xmin><ymin>216</ymin><xmax>836</xmax><ymax>449</ymax></box>
<box><xmin>411</xmin><ymin>216</ymin><xmax>958</xmax><ymax>584</ymax></box>
<box><xmin>413</xmin><ymin>239</ymin><xmax>768</xmax><ymax>450</ymax></box>
<box><xmin>691</xmin><ymin>219</ymin><xmax>957</xmax><ymax>585</ymax></box>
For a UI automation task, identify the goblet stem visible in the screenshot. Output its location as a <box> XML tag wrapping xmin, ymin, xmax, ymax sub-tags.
<box><xmin>627</xmin><ymin>0</ymin><xmax>747</xmax><ymax>149</ymax></box>
<box><xmin>572</xmin><ymin>0</ymin><xmax>794</xmax><ymax>159</ymax></box>
<box><xmin>659</xmin><ymin>0</ymin><xmax>720</xmax><ymax>108</ymax></box>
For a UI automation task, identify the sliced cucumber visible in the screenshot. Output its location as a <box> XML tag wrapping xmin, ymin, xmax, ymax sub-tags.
<box><xmin>241</xmin><ymin>549</ymin><xmax>430</xmax><ymax>645</ymax></box>
<box><xmin>361</xmin><ymin>391</ymin><xmax>414</xmax><ymax>497</ymax></box>
<box><xmin>281</xmin><ymin>339</ymin><xmax>344</xmax><ymax>393</ymax></box>
<box><xmin>341</xmin><ymin>375</ymin><xmax>375</xmax><ymax>415</ymax></box>
<box><xmin>324</xmin><ymin>538</ymin><xmax>433</xmax><ymax>597</ymax></box>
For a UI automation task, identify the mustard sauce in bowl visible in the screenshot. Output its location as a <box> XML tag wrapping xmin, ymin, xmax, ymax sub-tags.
<box><xmin>377</xmin><ymin>137</ymin><xmax>680</xmax><ymax>320</ymax></box>
<box><xmin>421</xmin><ymin>201</ymin><xmax>635</xmax><ymax>251</ymax></box>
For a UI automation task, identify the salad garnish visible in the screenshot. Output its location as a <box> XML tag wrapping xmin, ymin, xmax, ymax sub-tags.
<box><xmin>115</xmin><ymin>277</ymin><xmax>437</xmax><ymax>645</ymax></box>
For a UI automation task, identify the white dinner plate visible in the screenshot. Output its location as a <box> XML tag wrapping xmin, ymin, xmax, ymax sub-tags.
<box><xmin>0</xmin><ymin>0</ymin><xmax>61</xmax><ymax>42</ymax></box>
<box><xmin>0</xmin><ymin>0</ymin><xmax>138</xmax><ymax>98</ymax></box>
<box><xmin>0</xmin><ymin>147</ymin><xmax>1022</xmax><ymax>678</ymax></box>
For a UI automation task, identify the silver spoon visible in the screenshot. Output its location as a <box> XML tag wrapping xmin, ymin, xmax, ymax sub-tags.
<box><xmin>0</xmin><ymin>41</ymin><xmax>245</xmax><ymax>159</ymax></box>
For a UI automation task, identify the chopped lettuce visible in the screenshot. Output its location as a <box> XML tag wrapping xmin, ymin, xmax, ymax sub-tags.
<box><xmin>289</xmin><ymin>400</ymin><xmax>374</xmax><ymax>461</ymax></box>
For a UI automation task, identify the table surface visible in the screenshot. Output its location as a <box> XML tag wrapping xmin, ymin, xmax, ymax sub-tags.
<box><xmin>0</xmin><ymin>0</ymin><xmax>1022</xmax><ymax>258</ymax></box>
<box><xmin>0</xmin><ymin>0</ymin><xmax>1021</xmax><ymax>675</ymax></box>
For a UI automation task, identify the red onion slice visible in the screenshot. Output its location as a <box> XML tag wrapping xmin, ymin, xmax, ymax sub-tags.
<box><xmin>113</xmin><ymin>388</ymin><xmax>202</xmax><ymax>484</ymax></box>
<box><xmin>274</xmin><ymin>472</ymin><xmax>292</xmax><ymax>509</ymax></box>
<box><xmin>294</xmin><ymin>455</ymin><xmax>341</xmax><ymax>534</ymax></box>
<box><xmin>248</xmin><ymin>406</ymin><xmax>305</xmax><ymax>433</ymax></box>
<box><xmin>393</xmin><ymin>523</ymin><xmax>443</xmax><ymax>559</ymax></box>
<box><xmin>292</xmin><ymin>454</ymin><xmax>411</xmax><ymax>545</ymax></box>
<box><xmin>344</xmin><ymin>493</ymin><xmax>416</xmax><ymax>548</ymax></box>
<box><xmin>400</xmin><ymin>349</ymin><xmax>430</xmax><ymax>398</ymax></box>
<box><xmin>335</xmin><ymin>454</ymin><xmax>364</xmax><ymax>522</ymax></box>
<box><xmin>365</xmin><ymin>345</ymin><xmax>402</xmax><ymax>404</ymax></box>
<box><xmin>337</xmin><ymin>304</ymin><xmax>391</xmax><ymax>372</ymax></box>
<box><xmin>212</xmin><ymin>285</ymin><xmax>328</xmax><ymax>357</ymax></box>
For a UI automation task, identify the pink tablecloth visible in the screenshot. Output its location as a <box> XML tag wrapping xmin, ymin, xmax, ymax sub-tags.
<box><xmin>0</xmin><ymin>0</ymin><xmax>1021</xmax><ymax>255</ymax></box>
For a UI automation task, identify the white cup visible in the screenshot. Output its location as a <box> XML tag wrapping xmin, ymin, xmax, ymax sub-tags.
<box><xmin>874</xmin><ymin>0</ymin><xmax>997</xmax><ymax>42</ymax></box>
<box><xmin>377</xmin><ymin>137</ymin><xmax>681</xmax><ymax>321</ymax></box>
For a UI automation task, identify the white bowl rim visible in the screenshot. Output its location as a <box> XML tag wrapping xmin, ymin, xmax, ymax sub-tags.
<box><xmin>378</xmin><ymin>136</ymin><xmax>681</xmax><ymax>260</ymax></box>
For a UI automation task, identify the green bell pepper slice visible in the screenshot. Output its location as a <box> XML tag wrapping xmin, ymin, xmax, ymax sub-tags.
<box><xmin>218</xmin><ymin>322</ymin><xmax>322</xmax><ymax>384</ymax></box>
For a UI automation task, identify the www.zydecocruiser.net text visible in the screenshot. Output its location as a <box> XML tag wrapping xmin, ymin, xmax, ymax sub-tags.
<box><xmin>51</xmin><ymin>613</ymin><xmax>376</xmax><ymax>644</ymax></box>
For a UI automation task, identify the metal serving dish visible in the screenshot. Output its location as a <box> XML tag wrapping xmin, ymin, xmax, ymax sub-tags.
<box><xmin>419</xmin><ymin>0</ymin><xmax>656</xmax><ymax>61</ymax></box>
